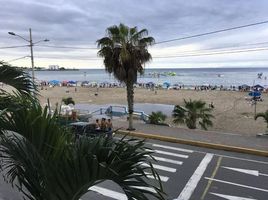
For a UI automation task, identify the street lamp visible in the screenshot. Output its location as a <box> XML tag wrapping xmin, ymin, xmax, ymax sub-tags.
<box><xmin>8</xmin><ymin>28</ymin><xmax>49</xmax><ymax>83</ymax></box>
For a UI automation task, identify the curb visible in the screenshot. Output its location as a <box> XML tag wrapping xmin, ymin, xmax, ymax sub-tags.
<box><xmin>117</xmin><ymin>130</ymin><xmax>268</xmax><ymax>157</ymax></box>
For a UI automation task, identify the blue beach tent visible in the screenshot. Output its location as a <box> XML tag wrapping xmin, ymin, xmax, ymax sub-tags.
<box><xmin>163</xmin><ymin>81</ymin><xmax>171</xmax><ymax>88</ymax></box>
<box><xmin>68</xmin><ymin>80</ymin><xmax>76</xmax><ymax>84</ymax></box>
<box><xmin>49</xmin><ymin>80</ymin><xmax>60</xmax><ymax>85</ymax></box>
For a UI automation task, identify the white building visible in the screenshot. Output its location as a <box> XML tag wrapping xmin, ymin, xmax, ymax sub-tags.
<box><xmin>48</xmin><ymin>65</ymin><xmax>59</xmax><ymax>70</ymax></box>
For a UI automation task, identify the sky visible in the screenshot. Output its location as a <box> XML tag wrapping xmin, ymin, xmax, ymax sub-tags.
<box><xmin>1</xmin><ymin>0</ymin><xmax>268</xmax><ymax>69</ymax></box>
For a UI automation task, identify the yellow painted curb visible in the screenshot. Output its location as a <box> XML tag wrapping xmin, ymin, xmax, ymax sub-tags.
<box><xmin>117</xmin><ymin>130</ymin><xmax>268</xmax><ymax>157</ymax></box>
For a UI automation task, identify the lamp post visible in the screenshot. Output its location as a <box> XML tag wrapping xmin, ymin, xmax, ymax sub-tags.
<box><xmin>8</xmin><ymin>28</ymin><xmax>49</xmax><ymax>83</ymax></box>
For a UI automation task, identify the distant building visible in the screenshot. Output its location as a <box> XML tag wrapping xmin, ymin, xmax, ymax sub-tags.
<box><xmin>48</xmin><ymin>65</ymin><xmax>59</xmax><ymax>70</ymax></box>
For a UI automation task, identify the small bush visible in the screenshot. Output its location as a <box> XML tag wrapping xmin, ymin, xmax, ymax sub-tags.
<box><xmin>148</xmin><ymin>111</ymin><xmax>167</xmax><ymax>124</ymax></box>
<box><xmin>62</xmin><ymin>97</ymin><xmax>75</xmax><ymax>105</ymax></box>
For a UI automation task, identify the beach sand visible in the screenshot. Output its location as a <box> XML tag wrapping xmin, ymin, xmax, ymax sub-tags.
<box><xmin>37</xmin><ymin>86</ymin><xmax>268</xmax><ymax>136</ymax></box>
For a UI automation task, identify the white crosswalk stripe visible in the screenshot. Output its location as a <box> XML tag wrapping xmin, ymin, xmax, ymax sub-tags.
<box><xmin>88</xmin><ymin>186</ymin><xmax>157</xmax><ymax>200</ymax></box>
<box><xmin>152</xmin><ymin>144</ymin><xmax>194</xmax><ymax>153</ymax></box>
<box><xmin>88</xmin><ymin>186</ymin><xmax>127</xmax><ymax>200</ymax></box>
<box><xmin>146</xmin><ymin>174</ymin><xmax>169</xmax><ymax>182</ymax></box>
<box><xmin>134</xmin><ymin>172</ymin><xmax>170</xmax><ymax>182</ymax></box>
<box><xmin>141</xmin><ymin>162</ymin><xmax>177</xmax><ymax>172</ymax></box>
<box><xmin>147</xmin><ymin>149</ymin><xmax>189</xmax><ymax>158</ymax></box>
<box><xmin>150</xmin><ymin>155</ymin><xmax>183</xmax><ymax>165</ymax></box>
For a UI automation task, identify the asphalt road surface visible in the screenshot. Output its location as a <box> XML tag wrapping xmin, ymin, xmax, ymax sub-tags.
<box><xmin>1</xmin><ymin>137</ymin><xmax>268</xmax><ymax>200</ymax></box>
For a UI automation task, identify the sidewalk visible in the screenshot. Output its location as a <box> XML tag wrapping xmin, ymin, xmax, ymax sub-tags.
<box><xmin>113</xmin><ymin>119</ymin><xmax>268</xmax><ymax>155</ymax></box>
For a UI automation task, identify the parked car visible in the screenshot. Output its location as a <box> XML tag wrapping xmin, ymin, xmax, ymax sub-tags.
<box><xmin>68</xmin><ymin>122</ymin><xmax>106</xmax><ymax>138</ymax></box>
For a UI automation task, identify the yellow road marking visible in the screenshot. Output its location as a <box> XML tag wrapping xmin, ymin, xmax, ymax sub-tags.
<box><xmin>200</xmin><ymin>156</ymin><xmax>222</xmax><ymax>200</ymax></box>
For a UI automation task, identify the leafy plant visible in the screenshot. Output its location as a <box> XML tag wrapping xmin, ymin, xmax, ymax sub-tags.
<box><xmin>97</xmin><ymin>24</ymin><xmax>154</xmax><ymax>130</ymax></box>
<box><xmin>0</xmin><ymin>97</ymin><xmax>165</xmax><ymax>200</ymax></box>
<box><xmin>172</xmin><ymin>99</ymin><xmax>214</xmax><ymax>130</ymax></box>
<box><xmin>62</xmin><ymin>97</ymin><xmax>75</xmax><ymax>105</ymax></box>
<box><xmin>148</xmin><ymin>111</ymin><xmax>167</xmax><ymax>124</ymax></box>
<box><xmin>255</xmin><ymin>110</ymin><xmax>268</xmax><ymax>133</ymax></box>
<box><xmin>0</xmin><ymin>62</ymin><xmax>37</xmax><ymax>110</ymax></box>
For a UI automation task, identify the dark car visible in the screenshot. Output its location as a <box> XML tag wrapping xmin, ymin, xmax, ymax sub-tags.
<box><xmin>69</xmin><ymin>122</ymin><xmax>106</xmax><ymax>138</ymax></box>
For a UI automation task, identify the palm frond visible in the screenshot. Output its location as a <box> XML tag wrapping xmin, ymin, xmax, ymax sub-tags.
<box><xmin>0</xmin><ymin>98</ymin><xmax>165</xmax><ymax>200</ymax></box>
<box><xmin>0</xmin><ymin>62</ymin><xmax>37</xmax><ymax>96</ymax></box>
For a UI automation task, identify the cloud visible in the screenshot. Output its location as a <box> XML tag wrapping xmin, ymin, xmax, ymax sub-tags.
<box><xmin>1</xmin><ymin>0</ymin><xmax>268</xmax><ymax>68</ymax></box>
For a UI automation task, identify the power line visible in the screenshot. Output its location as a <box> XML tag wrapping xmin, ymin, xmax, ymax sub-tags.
<box><xmin>35</xmin><ymin>44</ymin><xmax>98</xmax><ymax>50</ymax></box>
<box><xmin>0</xmin><ymin>45</ymin><xmax>28</xmax><ymax>49</ymax></box>
<box><xmin>7</xmin><ymin>56</ymin><xmax>30</xmax><ymax>62</ymax></box>
<box><xmin>153</xmin><ymin>47</ymin><xmax>268</xmax><ymax>58</ymax></box>
<box><xmin>152</xmin><ymin>41</ymin><xmax>268</xmax><ymax>56</ymax></box>
<box><xmin>35</xmin><ymin>55</ymin><xmax>101</xmax><ymax>60</ymax></box>
<box><xmin>155</xmin><ymin>20</ymin><xmax>268</xmax><ymax>44</ymax></box>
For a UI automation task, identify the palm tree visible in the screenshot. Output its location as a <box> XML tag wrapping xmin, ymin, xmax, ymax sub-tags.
<box><xmin>0</xmin><ymin>61</ymin><xmax>36</xmax><ymax>110</ymax></box>
<box><xmin>97</xmin><ymin>24</ymin><xmax>154</xmax><ymax>130</ymax></box>
<box><xmin>172</xmin><ymin>99</ymin><xmax>214</xmax><ymax>130</ymax></box>
<box><xmin>255</xmin><ymin>110</ymin><xmax>268</xmax><ymax>134</ymax></box>
<box><xmin>0</xmin><ymin>97</ymin><xmax>165</xmax><ymax>200</ymax></box>
<box><xmin>148</xmin><ymin>111</ymin><xmax>167</xmax><ymax>125</ymax></box>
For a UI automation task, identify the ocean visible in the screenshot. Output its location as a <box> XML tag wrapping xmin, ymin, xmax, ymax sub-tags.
<box><xmin>34</xmin><ymin>67</ymin><xmax>268</xmax><ymax>87</ymax></box>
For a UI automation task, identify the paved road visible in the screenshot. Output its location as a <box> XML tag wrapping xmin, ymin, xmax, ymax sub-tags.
<box><xmin>1</xmin><ymin>138</ymin><xmax>268</xmax><ymax>200</ymax></box>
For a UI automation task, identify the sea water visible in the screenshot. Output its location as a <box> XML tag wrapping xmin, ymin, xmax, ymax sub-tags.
<box><xmin>34</xmin><ymin>67</ymin><xmax>268</xmax><ymax>87</ymax></box>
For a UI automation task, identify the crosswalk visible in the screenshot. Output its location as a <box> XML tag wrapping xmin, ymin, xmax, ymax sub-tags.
<box><xmin>84</xmin><ymin>142</ymin><xmax>194</xmax><ymax>200</ymax></box>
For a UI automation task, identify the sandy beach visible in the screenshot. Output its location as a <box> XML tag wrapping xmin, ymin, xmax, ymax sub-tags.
<box><xmin>36</xmin><ymin>86</ymin><xmax>268</xmax><ymax>136</ymax></box>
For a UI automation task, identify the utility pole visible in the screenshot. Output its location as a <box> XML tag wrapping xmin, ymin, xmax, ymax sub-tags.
<box><xmin>8</xmin><ymin>29</ymin><xmax>49</xmax><ymax>84</ymax></box>
<box><xmin>29</xmin><ymin>28</ymin><xmax>35</xmax><ymax>81</ymax></box>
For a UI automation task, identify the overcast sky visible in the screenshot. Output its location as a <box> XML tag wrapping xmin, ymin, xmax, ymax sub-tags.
<box><xmin>1</xmin><ymin>0</ymin><xmax>268</xmax><ymax>69</ymax></box>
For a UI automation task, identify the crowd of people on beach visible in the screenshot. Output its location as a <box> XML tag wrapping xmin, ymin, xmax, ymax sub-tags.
<box><xmin>36</xmin><ymin>79</ymin><xmax>267</xmax><ymax>93</ymax></box>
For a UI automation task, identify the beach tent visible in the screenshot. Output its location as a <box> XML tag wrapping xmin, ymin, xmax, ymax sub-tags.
<box><xmin>238</xmin><ymin>84</ymin><xmax>250</xmax><ymax>91</ymax></box>
<box><xmin>239</xmin><ymin>84</ymin><xmax>250</xmax><ymax>88</ymax></box>
<box><xmin>49</xmin><ymin>80</ymin><xmax>60</xmax><ymax>85</ymax></box>
<box><xmin>62</xmin><ymin>80</ymin><xmax>68</xmax><ymax>86</ymax></box>
<box><xmin>162</xmin><ymin>81</ymin><xmax>171</xmax><ymax>88</ymax></box>
<box><xmin>81</xmin><ymin>81</ymin><xmax>89</xmax><ymax>87</ymax></box>
<box><xmin>253</xmin><ymin>84</ymin><xmax>264</xmax><ymax>88</ymax></box>
<box><xmin>90</xmin><ymin>82</ymin><xmax>98</xmax><ymax>87</ymax></box>
<box><xmin>253</xmin><ymin>84</ymin><xmax>264</xmax><ymax>91</ymax></box>
<box><xmin>68</xmin><ymin>80</ymin><xmax>76</xmax><ymax>84</ymax></box>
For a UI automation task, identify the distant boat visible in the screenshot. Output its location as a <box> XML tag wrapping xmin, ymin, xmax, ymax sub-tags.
<box><xmin>217</xmin><ymin>74</ymin><xmax>224</xmax><ymax>77</ymax></box>
<box><xmin>167</xmin><ymin>72</ymin><xmax>176</xmax><ymax>76</ymax></box>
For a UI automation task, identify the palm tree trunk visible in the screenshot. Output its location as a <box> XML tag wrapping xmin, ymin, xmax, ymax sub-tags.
<box><xmin>126</xmin><ymin>81</ymin><xmax>135</xmax><ymax>130</ymax></box>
